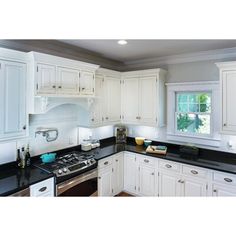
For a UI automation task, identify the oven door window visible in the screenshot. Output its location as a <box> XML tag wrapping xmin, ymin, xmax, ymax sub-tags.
<box><xmin>59</xmin><ymin>178</ymin><xmax>97</xmax><ymax>197</ymax></box>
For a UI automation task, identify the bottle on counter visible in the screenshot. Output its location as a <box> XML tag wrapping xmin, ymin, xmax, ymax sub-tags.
<box><xmin>16</xmin><ymin>148</ymin><xmax>21</xmax><ymax>168</ymax></box>
<box><xmin>25</xmin><ymin>144</ymin><xmax>31</xmax><ymax>167</ymax></box>
<box><xmin>20</xmin><ymin>147</ymin><xmax>26</xmax><ymax>169</ymax></box>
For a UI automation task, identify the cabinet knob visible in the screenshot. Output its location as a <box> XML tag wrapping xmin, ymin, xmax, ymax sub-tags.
<box><xmin>178</xmin><ymin>179</ymin><xmax>182</xmax><ymax>183</ymax></box>
<box><xmin>91</xmin><ymin>118</ymin><xmax>94</xmax><ymax>122</ymax></box>
<box><xmin>82</xmin><ymin>87</ymin><xmax>85</xmax><ymax>90</ymax></box>
<box><xmin>58</xmin><ymin>86</ymin><xmax>62</xmax><ymax>89</ymax></box>
<box><xmin>98</xmin><ymin>177</ymin><xmax>101</xmax><ymax>179</ymax></box>
<box><xmin>106</xmin><ymin>117</ymin><xmax>109</xmax><ymax>120</ymax></box>
<box><xmin>104</xmin><ymin>161</ymin><xmax>108</xmax><ymax>165</ymax></box>
<box><xmin>22</xmin><ymin>125</ymin><xmax>26</xmax><ymax>130</ymax></box>
<box><xmin>223</xmin><ymin>123</ymin><xmax>227</xmax><ymax>126</ymax></box>
<box><xmin>136</xmin><ymin>116</ymin><xmax>139</xmax><ymax>119</ymax></box>
<box><xmin>116</xmin><ymin>159</ymin><xmax>118</xmax><ymax>162</ymax></box>
<box><xmin>52</xmin><ymin>85</ymin><xmax>56</xmax><ymax>88</ymax></box>
<box><xmin>213</xmin><ymin>189</ymin><xmax>217</xmax><ymax>193</ymax></box>
<box><xmin>151</xmin><ymin>173</ymin><xmax>154</xmax><ymax>175</ymax></box>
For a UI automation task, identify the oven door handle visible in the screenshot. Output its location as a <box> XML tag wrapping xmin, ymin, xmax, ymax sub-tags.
<box><xmin>57</xmin><ymin>169</ymin><xmax>98</xmax><ymax>195</ymax></box>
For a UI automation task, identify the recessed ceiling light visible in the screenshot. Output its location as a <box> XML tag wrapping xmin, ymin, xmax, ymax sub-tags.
<box><xmin>118</xmin><ymin>40</ymin><xmax>127</xmax><ymax>45</ymax></box>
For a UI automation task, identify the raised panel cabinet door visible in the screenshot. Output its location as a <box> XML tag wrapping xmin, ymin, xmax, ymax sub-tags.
<box><xmin>112</xmin><ymin>153</ymin><xmax>124</xmax><ymax>195</ymax></box>
<box><xmin>79</xmin><ymin>70</ymin><xmax>95</xmax><ymax>95</ymax></box>
<box><xmin>182</xmin><ymin>178</ymin><xmax>207</xmax><ymax>197</ymax></box>
<box><xmin>212</xmin><ymin>184</ymin><xmax>236</xmax><ymax>196</ymax></box>
<box><xmin>122</xmin><ymin>78</ymin><xmax>139</xmax><ymax>123</ymax></box>
<box><xmin>124</xmin><ymin>153</ymin><xmax>138</xmax><ymax>194</ymax></box>
<box><xmin>98</xmin><ymin>166</ymin><xmax>113</xmax><ymax>196</ymax></box>
<box><xmin>36</xmin><ymin>63</ymin><xmax>56</xmax><ymax>94</ymax></box>
<box><xmin>222</xmin><ymin>71</ymin><xmax>236</xmax><ymax>132</ymax></box>
<box><xmin>57</xmin><ymin>67</ymin><xmax>79</xmax><ymax>94</ymax></box>
<box><xmin>105</xmin><ymin>77</ymin><xmax>121</xmax><ymax>122</ymax></box>
<box><xmin>90</xmin><ymin>76</ymin><xmax>103</xmax><ymax>125</ymax></box>
<box><xmin>159</xmin><ymin>172</ymin><xmax>182</xmax><ymax>197</ymax></box>
<box><xmin>139</xmin><ymin>165</ymin><xmax>155</xmax><ymax>196</ymax></box>
<box><xmin>0</xmin><ymin>60</ymin><xmax>27</xmax><ymax>139</ymax></box>
<box><xmin>139</xmin><ymin>76</ymin><xmax>157</xmax><ymax>124</ymax></box>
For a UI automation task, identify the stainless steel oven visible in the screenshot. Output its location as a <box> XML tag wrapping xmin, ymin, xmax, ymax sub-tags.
<box><xmin>56</xmin><ymin>168</ymin><xmax>98</xmax><ymax>196</ymax></box>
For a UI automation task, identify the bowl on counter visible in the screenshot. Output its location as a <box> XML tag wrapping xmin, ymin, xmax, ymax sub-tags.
<box><xmin>40</xmin><ymin>153</ymin><xmax>56</xmax><ymax>163</ymax></box>
<box><xmin>144</xmin><ymin>139</ymin><xmax>152</xmax><ymax>147</ymax></box>
<box><xmin>135</xmin><ymin>137</ymin><xmax>145</xmax><ymax>145</ymax></box>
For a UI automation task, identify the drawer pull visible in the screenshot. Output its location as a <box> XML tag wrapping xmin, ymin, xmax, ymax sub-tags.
<box><xmin>213</xmin><ymin>189</ymin><xmax>217</xmax><ymax>193</ymax></box>
<box><xmin>116</xmin><ymin>159</ymin><xmax>118</xmax><ymax>162</ymax></box>
<box><xmin>191</xmin><ymin>170</ymin><xmax>198</xmax><ymax>175</ymax></box>
<box><xmin>165</xmin><ymin>164</ymin><xmax>172</xmax><ymax>168</ymax></box>
<box><xmin>104</xmin><ymin>161</ymin><xmax>109</xmax><ymax>165</ymax></box>
<box><xmin>224</xmin><ymin>178</ymin><xmax>233</xmax><ymax>183</ymax></box>
<box><xmin>39</xmin><ymin>186</ymin><xmax>47</xmax><ymax>192</ymax></box>
<box><xmin>144</xmin><ymin>159</ymin><xmax>149</xmax><ymax>163</ymax></box>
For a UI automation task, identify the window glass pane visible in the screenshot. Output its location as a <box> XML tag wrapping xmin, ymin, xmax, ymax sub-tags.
<box><xmin>189</xmin><ymin>103</ymin><xmax>199</xmax><ymax>112</ymax></box>
<box><xmin>178</xmin><ymin>103</ymin><xmax>188</xmax><ymax>112</ymax></box>
<box><xmin>189</xmin><ymin>94</ymin><xmax>199</xmax><ymax>103</ymax></box>
<box><xmin>200</xmin><ymin>103</ymin><xmax>211</xmax><ymax>112</ymax></box>
<box><xmin>177</xmin><ymin>113</ymin><xmax>210</xmax><ymax>134</ymax></box>
<box><xmin>177</xmin><ymin>94</ymin><xmax>188</xmax><ymax>103</ymax></box>
<box><xmin>199</xmin><ymin>93</ymin><xmax>211</xmax><ymax>104</ymax></box>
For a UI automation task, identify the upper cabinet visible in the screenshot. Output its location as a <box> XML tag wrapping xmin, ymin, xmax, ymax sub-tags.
<box><xmin>121</xmin><ymin>69</ymin><xmax>167</xmax><ymax>127</ymax></box>
<box><xmin>216</xmin><ymin>62</ymin><xmax>236</xmax><ymax>134</ymax></box>
<box><xmin>28</xmin><ymin>52</ymin><xmax>99</xmax><ymax>113</ymax></box>
<box><xmin>0</xmin><ymin>48</ymin><xmax>28</xmax><ymax>141</ymax></box>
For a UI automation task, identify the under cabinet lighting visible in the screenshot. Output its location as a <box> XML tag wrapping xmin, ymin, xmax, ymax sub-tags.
<box><xmin>118</xmin><ymin>40</ymin><xmax>127</xmax><ymax>45</ymax></box>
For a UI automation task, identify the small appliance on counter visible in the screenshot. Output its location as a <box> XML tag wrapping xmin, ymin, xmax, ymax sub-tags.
<box><xmin>81</xmin><ymin>139</ymin><xmax>100</xmax><ymax>151</ymax></box>
<box><xmin>115</xmin><ymin>126</ymin><xmax>127</xmax><ymax>144</ymax></box>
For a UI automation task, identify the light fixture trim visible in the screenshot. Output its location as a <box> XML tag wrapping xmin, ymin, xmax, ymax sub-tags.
<box><xmin>118</xmin><ymin>40</ymin><xmax>127</xmax><ymax>45</ymax></box>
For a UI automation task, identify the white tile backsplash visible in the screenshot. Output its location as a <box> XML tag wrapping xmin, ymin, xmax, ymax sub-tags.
<box><xmin>0</xmin><ymin>142</ymin><xmax>17</xmax><ymax>164</ymax></box>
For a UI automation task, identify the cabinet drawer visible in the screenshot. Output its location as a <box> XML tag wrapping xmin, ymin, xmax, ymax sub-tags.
<box><xmin>159</xmin><ymin>160</ymin><xmax>180</xmax><ymax>173</ymax></box>
<box><xmin>138</xmin><ymin>155</ymin><xmax>155</xmax><ymax>167</ymax></box>
<box><xmin>98</xmin><ymin>157</ymin><xmax>113</xmax><ymax>168</ymax></box>
<box><xmin>30</xmin><ymin>177</ymin><xmax>54</xmax><ymax>197</ymax></box>
<box><xmin>182</xmin><ymin>165</ymin><xmax>207</xmax><ymax>179</ymax></box>
<box><xmin>213</xmin><ymin>172</ymin><xmax>236</xmax><ymax>186</ymax></box>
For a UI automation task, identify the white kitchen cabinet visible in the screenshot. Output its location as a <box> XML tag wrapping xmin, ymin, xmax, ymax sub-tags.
<box><xmin>122</xmin><ymin>77</ymin><xmax>139</xmax><ymax>123</ymax></box>
<box><xmin>112</xmin><ymin>153</ymin><xmax>124</xmax><ymax>195</ymax></box>
<box><xmin>36</xmin><ymin>63</ymin><xmax>56</xmax><ymax>94</ymax></box>
<box><xmin>139</xmin><ymin>165</ymin><xmax>156</xmax><ymax>196</ymax></box>
<box><xmin>159</xmin><ymin>172</ymin><xmax>182</xmax><ymax>197</ymax></box>
<box><xmin>212</xmin><ymin>184</ymin><xmax>236</xmax><ymax>196</ymax></box>
<box><xmin>79</xmin><ymin>70</ymin><xmax>95</xmax><ymax>95</ymax></box>
<box><xmin>122</xmin><ymin>69</ymin><xmax>167</xmax><ymax>127</ymax></box>
<box><xmin>57</xmin><ymin>66</ymin><xmax>79</xmax><ymax>94</ymax></box>
<box><xmin>30</xmin><ymin>177</ymin><xmax>55</xmax><ymax>197</ymax></box>
<box><xmin>0</xmin><ymin>59</ymin><xmax>27</xmax><ymax>141</ymax></box>
<box><xmin>182</xmin><ymin>178</ymin><xmax>207</xmax><ymax>197</ymax></box>
<box><xmin>124</xmin><ymin>152</ymin><xmax>138</xmax><ymax>195</ymax></box>
<box><xmin>104</xmin><ymin>76</ymin><xmax>121</xmax><ymax>122</ymax></box>
<box><xmin>216</xmin><ymin>62</ymin><xmax>236</xmax><ymax>134</ymax></box>
<box><xmin>98</xmin><ymin>165</ymin><xmax>113</xmax><ymax>196</ymax></box>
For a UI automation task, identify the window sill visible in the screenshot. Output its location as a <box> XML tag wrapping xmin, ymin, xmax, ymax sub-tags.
<box><xmin>167</xmin><ymin>133</ymin><xmax>221</xmax><ymax>147</ymax></box>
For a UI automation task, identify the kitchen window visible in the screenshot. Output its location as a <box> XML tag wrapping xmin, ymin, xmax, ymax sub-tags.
<box><xmin>175</xmin><ymin>92</ymin><xmax>211</xmax><ymax>136</ymax></box>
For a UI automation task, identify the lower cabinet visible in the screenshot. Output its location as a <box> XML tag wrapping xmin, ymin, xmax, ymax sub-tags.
<box><xmin>98</xmin><ymin>153</ymin><xmax>124</xmax><ymax>196</ymax></box>
<box><xmin>182</xmin><ymin>178</ymin><xmax>207</xmax><ymax>197</ymax></box>
<box><xmin>212</xmin><ymin>184</ymin><xmax>236</xmax><ymax>196</ymax></box>
<box><xmin>30</xmin><ymin>177</ymin><xmax>55</xmax><ymax>197</ymax></box>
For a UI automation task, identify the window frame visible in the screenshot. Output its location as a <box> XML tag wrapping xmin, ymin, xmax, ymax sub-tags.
<box><xmin>166</xmin><ymin>81</ymin><xmax>221</xmax><ymax>147</ymax></box>
<box><xmin>175</xmin><ymin>91</ymin><xmax>212</xmax><ymax>138</ymax></box>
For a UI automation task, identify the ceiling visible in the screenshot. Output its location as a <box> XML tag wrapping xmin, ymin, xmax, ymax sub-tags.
<box><xmin>60</xmin><ymin>40</ymin><xmax>236</xmax><ymax>63</ymax></box>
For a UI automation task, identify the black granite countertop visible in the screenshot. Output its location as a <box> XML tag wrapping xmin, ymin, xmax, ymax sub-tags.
<box><xmin>0</xmin><ymin>164</ymin><xmax>54</xmax><ymax>196</ymax></box>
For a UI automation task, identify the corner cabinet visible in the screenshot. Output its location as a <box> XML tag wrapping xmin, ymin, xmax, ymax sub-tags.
<box><xmin>27</xmin><ymin>52</ymin><xmax>99</xmax><ymax>114</ymax></box>
<box><xmin>0</xmin><ymin>57</ymin><xmax>28</xmax><ymax>141</ymax></box>
<box><xmin>121</xmin><ymin>69</ymin><xmax>167</xmax><ymax>127</ymax></box>
<box><xmin>216</xmin><ymin>61</ymin><xmax>236</xmax><ymax>134</ymax></box>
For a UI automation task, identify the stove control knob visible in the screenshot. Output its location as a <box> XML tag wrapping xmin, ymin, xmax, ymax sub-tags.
<box><xmin>58</xmin><ymin>169</ymin><xmax>63</xmax><ymax>175</ymax></box>
<box><xmin>63</xmin><ymin>168</ymin><xmax>67</xmax><ymax>173</ymax></box>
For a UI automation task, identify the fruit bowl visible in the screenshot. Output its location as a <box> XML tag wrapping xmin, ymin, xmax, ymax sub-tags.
<box><xmin>135</xmin><ymin>137</ymin><xmax>145</xmax><ymax>145</ymax></box>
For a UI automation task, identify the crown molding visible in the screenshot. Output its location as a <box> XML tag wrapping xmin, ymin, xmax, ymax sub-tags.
<box><xmin>123</xmin><ymin>47</ymin><xmax>236</xmax><ymax>70</ymax></box>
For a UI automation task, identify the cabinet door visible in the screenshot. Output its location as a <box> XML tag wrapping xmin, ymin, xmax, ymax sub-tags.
<box><xmin>159</xmin><ymin>172</ymin><xmax>182</xmax><ymax>196</ymax></box>
<box><xmin>122</xmin><ymin>78</ymin><xmax>139</xmax><ymax>123</ymax></box>
<box><xmin>90</xmin><ymin>75</ymin><xmax>103</xmax><ymax>125</ymax></box>
<box><xmin>124</xmin><ymin>152</ymin><xmax>138</xmax><ymax>195</ymax></box>
<box><xmin>0</xmin><ymin>60</ymin><xmax>27</xmax><ymax>139</ymax></box>
<box><xmin>182</xmin><ymin>178</ymin><xmax>207</xmax><ymax>197</ymax></box>
<box><xmin>57</xmin><ymin>67</ymin><xmax>79</xmax><ymax>94</ymax></box>
<box><xmin>98</xmin><ymin>166</ymin><xmax>113</xmax><ymax>196</ymax></box>
<box><xmin>36</xmin><ymin>63</ymin><xmax>56</xmax><ymax>94</ymax></box>
<box><xmin>139</xmin><ymin>165</ymin><xmax>155</xmax><ymax>196</ymax></box>
<box><xmin>212</xmin><ymin>184</ymin><xmax>236</xmax><ymax>196</ymax></box>
<box><xmin>222</xmin><ymin>71</ymin><xmax>236</xmax><ymax>132</ymax></box>
<box><xmin>105</xmin><ymin>76</ymin><xmax>121</xmax><ymax>122</ymax></box>
<box><xmin>139</xmin><ymin>76</ymin><xmax>157</xmax><ymax>124</ymax></box>
<box><xmin>112</xmin><ymin>153</ymin><xmax>124</xmax><ymax>195</ymax></box>
<box><xmin>79</xmin><ymin>70</ymin><xmax>94</xmax><ymax>95</ymax></box>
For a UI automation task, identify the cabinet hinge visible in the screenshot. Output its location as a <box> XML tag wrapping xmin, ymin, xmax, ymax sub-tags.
<box><xmin>139</xmin><ymin>167</ymin><xmax>140</xmax><ymax>171</ymax></box>
<box><xmin>158</xmin><ymin>172</ymin><xmax>160</xmax><ymax>176</ymax></box>
<box><xmin>120</xmin><ymin>115</ymin><xmax>121</xmax><ymax>119</ymax></box>
<box><xmin>156</xmin><ymin>117</ymin><xmax>158</xmax><ymax>123</ymax></box>
<box><xmin>112</xmin><ymin>168</ymin><xmax>114</xmax><ymax>172</ymax></box>
<box><xmin>93</xmin><ymin>88</ymin><xmax>94</xmax><ymax>92</ymax></box>
<box><xmin>36</xmin><ymin>66</ymin><xmax>38</xmax><ymax>72</ymax></box>
<box><xmin>158</xmin><ymin>193</ymin><xmax>159</xmax><ymax>197</ymax></box>
<box><xmin>36</xmin><ymin>83</ymin><xmax>39</xmax><ymax>90</ymax></box>
<box><xmin>156</xmin><ymin>78</ymin><xmax>157</xmax><ymax>83</ymax></box>
<box><xmin>102</xmin><ymin>78</ymin><xmax>104</xmax><ymax>82</ymax></box>
<box><xmin>138</xmin><ymin>187</ymin><xmax>140</xmax><ymax>191</ymax></box>
<box><xmin>135</xmin><ymin>186</ymin><xmax>136</xmax><ymax>190</ymax></box>
<box><xmin>0</xmin><ymin>63</ymin><xmax>1</xmax><ymax>70</ymax></box>
<box><xmin>112</xmin><ymin>189</ymin><xmax>113</xmax><ymax>193</ymax></box>
<box><xmin>122</xmin><ymin>115</ymin><xmax>124</xmax><ymax>119</ymax></box>
<box><xmin>79</xmin><ymin>72</ymin><xmax>81</xmax><ymax>77</ymax></box>
<box><xmin>135</xmin><ymin>157</ymin><xmax>136</xmax><ymax>161</ymax></box>
<box><xmin>206</xmin><ymin>184</ymin><xmax>208</xmax><ymax>190</ymax></box>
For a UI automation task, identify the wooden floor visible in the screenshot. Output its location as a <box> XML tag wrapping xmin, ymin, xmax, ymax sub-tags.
<box><xmin>115</xmin><ymin>192</ymin><xmax>134</xmax><ymax>197</ymax></box>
